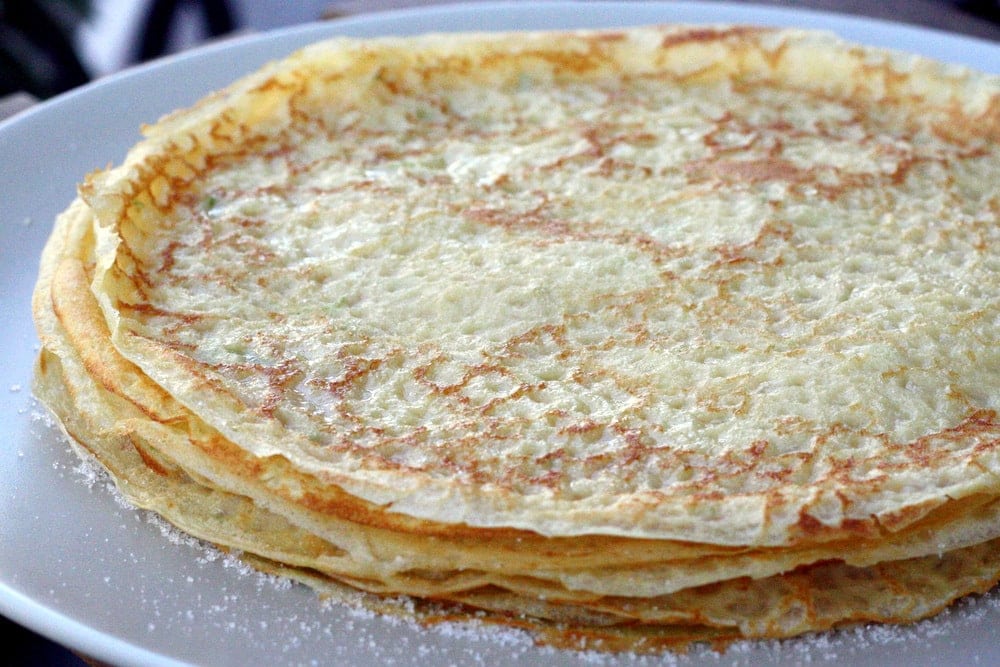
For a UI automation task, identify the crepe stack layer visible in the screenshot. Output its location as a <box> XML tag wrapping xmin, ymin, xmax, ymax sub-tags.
<box><xmin>33</xmin><ymin>26</ymin><xmax>1000</xmax><ymax>652</ymax></box>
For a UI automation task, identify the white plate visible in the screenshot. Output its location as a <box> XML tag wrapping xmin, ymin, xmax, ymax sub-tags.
<box><xmin>2</xmin><ymin>3</ymin><xmax>998</xmax><ymax>665</ymax></box>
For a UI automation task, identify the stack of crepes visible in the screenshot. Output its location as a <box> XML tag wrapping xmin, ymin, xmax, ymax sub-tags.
<box><xmin>32</xmin><ymin>26</ymin><xmax>1000</xmax><ymax>652</ymax></box>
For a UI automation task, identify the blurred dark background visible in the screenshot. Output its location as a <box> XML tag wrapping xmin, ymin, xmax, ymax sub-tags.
<box><xmin>1</xmin><ymin>0</ymin><xmax>999</xmax><ymax>101</ymax></box>
<box><xmin>0</xmin><ymin>1</ymin><xmax>998</xmax><ymax>665</ymax></box>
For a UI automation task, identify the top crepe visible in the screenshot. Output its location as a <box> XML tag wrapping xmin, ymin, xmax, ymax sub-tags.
<box><xmin>82</xmin><ymin>26</ymin><xmax>999</xmax><ymax>546</ymax></box>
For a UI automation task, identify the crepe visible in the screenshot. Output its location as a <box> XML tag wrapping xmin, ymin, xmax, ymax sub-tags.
<box><xmin>33</xmin><ymin>25</ymin><xmax>1000</xmax><ymax>652</ymax></box>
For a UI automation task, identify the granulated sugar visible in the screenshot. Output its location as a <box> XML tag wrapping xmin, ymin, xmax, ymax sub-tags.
<box><xmin>33</xmin><ymin>406</ymin><xmax>1000</xmax><ymax>666</ymax></box>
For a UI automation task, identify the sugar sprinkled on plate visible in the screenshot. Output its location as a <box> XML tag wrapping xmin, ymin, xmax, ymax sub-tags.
<box><xmin>29</xmin><ymin>396</ymin><xmax>1000</xmax><ymax>666</ymax></box>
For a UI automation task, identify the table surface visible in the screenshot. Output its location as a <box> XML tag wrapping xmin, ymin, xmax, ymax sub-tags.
<box><xmin>3</xmin><ymin>2</ymin><xmax>997</xmax><ymax>665</ymax></box>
